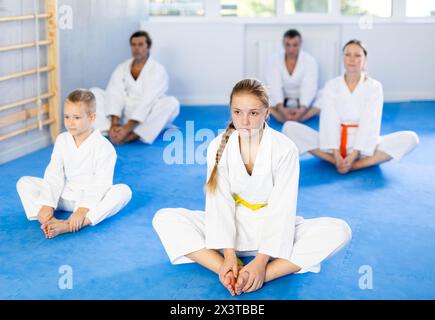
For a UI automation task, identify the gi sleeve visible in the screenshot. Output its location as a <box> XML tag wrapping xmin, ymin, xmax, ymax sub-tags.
<box><xmin>353</xmin><ymin>82</ymin><xmax>384</xmax><ymax>156</ymax></box>
<box><xmin>38</xmin><ymin>135</ymin><xmax>66</xmax><ymax>208</ymax></box>
<box><xmin>319</xmin><ymin>80</ymin><xmax>341</xmax><ymax>152</ymax></box>
<box><xmin>299</xmin><ymin>56</ymin><xmax>319</xmax><ymax>107</ymax></box>
<box><xmin>105</xmin><ymin>64</ymin><xmax>127</xmax><ymax>118</ymax></box>
<box><xmin>266</xmin><ymin>57</ymin><xmax>284</xmax><ymax>107</ymax></box>
<box><xmin>258</xmin><ymin>145</ymin><xmax>299</xmax><ymax>261</ymax></box>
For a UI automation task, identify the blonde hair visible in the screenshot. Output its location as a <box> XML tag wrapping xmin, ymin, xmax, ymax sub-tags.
<box><xmin>65</xmin><ymin>89</ymin><xmax>96</xmax><ymax>114</ymax></box>
<box><xmin>205</xmin><ymin>79</ymin><xmax>270</xmax><ymax>193</ymax></box>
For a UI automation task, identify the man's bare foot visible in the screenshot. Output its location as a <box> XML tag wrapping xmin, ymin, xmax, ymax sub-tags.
<box><xmin>121</xmin><ymin>132</ymin><xmax>140</xmax><ymax>144</ymax></box>
<box><xmin>108</xmin><ymin>125</ymin><xmax>122</xmax><ymax>143</ymax></box>
<box><xmin>235</xmin><ymin>271</ymin><xmax>249</xmax><ymax>295</ymax></box>
<box><xmin>47</xmin><ymin>219</ymin><xmax>70</xmax><ymax>239</ymax></box>
<box><xmin>269</xmin><ymin>107</ymin><xmax>286</xmax><ymax>123</ymax></box>
<box><xmin>110</xmin><ymin>135</ymin><xmax>123</xmax><ymax>145</ymax></box>
<box><xmin>284</xmin><ymin>108</ymin><xmax>298</xmax><ymax>121</ymax></box>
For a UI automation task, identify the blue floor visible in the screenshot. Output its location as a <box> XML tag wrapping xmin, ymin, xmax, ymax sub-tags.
<box><xmin>1</xmin><ymin>102</ymin><xmax>434</xmax><ymax>300</ymax></box>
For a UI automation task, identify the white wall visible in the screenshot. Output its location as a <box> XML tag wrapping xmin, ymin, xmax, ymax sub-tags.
<box><xmin>143</xmin><ymin>22</ymin><xmax>244</xmax><ymax>105</ymax></box>
<box><xmin>341</xmin><ymin>23</ymin><xmax>435</xmax><ymax>101</ymax></box>
<box><xmin>142</xmin><ymin>20</ymin><xmax>435</xmax><ymax>104</ymax></box>
<box><xmin>0</xmin><ymin>0</ymin><xmax>51</xmax><ymax>164</ymax></box>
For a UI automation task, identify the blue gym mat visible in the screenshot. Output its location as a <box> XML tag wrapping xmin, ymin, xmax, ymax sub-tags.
<box><xmin>1</xmin><ymin>102</ymin><xmax>434</xmax><ymax>299</ymax></box>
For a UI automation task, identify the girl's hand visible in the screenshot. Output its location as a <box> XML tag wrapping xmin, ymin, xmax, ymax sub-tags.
<box><xmin>219</xmin><ymin>249</ymin><xmax>239</xmax><ymax>281</ymax></box>
<box><xmin>238</xmin><ymin>254</ymin><xmax>269</xmax><ymax>293</ymax></box>
<box><xmin>37</xmin><ymin>206</ymin><xmax>54</xmax><ymax>225</ymax></box>
<box><xmin>67</xmin><ymin>208</ymin><xmax>89</xmax><ymax>232</ymax></box>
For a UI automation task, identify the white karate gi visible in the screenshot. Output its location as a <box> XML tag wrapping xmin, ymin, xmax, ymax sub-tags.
<box><xmin>266</xmin><ymin>50</ymin><xmax>319</xmax><ymax>109</ymax></box>
<box><xmin>16</xmin><ymin>130</ymin><xmax>132</xmax><ymax>226</ymax></box>
<box><xmin>153</xmin><ymin>125</ymin><xmax>352</xmax><ymax>273</ymax></box>
<box><xmin>282</xmin><ymin>74</ymin><xmax>419</xmax><ymax>160</ymax></box>
<box><xmin>91</xmin><ymin>56</ymin><xmax>180</xmax><ymax>144</ymax></box>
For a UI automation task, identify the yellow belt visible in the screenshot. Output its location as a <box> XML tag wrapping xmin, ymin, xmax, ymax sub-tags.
<box><xmin>233</xmin><ymin>194</ymin><xmax>267</xmax><ymax>211</ymax></box>
<box><xmin>237</xmin><ymin>258</ymin><xmax>244</xmax><ymax>266</ymax></box>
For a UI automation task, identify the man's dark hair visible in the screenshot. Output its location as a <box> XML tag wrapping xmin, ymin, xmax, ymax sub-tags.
<box><xmin>283</xmin><ymin>29</ymin><xmax>302</xmax><ymax>40</ymax></box>
<box><xmin>129</xmin><ymin>30</ymin><xmax>152</xmax><ymax>48</ymax></box>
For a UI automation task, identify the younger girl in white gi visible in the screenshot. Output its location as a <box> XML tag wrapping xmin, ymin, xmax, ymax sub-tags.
<box><xmin>16</xmin><ymin>89</ymin><xmax>132</xmax><ymax>238</ymax></box>
<box><xmin>153</xmin><ymin>79</ymin><xmax>351</xmax><ymax>296</ymax></box>
<box><xmin>283</xmin><ymin>40</ymin><xmax>419</xmax><ymax>174</ymax></box>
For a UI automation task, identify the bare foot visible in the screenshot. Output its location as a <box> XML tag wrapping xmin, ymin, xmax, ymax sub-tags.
<box><xmin>47</xmin><ymin>219</ymin><xmax>70</xmax><ymax>239</ymax></box>
<box><xmin>41</xmin><ymin>222</ymin><xmax>50</xmax><ymax>238</ymax></box>
<box><xmin>122</xmin><ymin>132</ymin><xmax>140</xmax><ymax>144</ymax></box>
<box><xmin>40</xmin><ymin>216</ymin><xmax>57</xmax><ymax>238</ymax></box>
<box><xmin>235</xmin><ymin>271</ymin><xmax>249</xmax><ymax>295</ymax></box>
<box><xmin>337</xmin><ymin>164</ymin><xmax>351</xmax><ymax>174</ymax></box>
<box><xmin>269</xmin><ymin>107</ymin><xmax>286</xmax><ymax>123</ymax></box>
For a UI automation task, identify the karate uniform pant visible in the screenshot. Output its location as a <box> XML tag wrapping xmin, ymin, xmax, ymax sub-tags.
<box><xmin>152</xmin><ymin>208</ymin><xmax>352</xmax><ymax>274</ymax></box>
<box><xmin>90</xmin><ymin>87</ymin><xmax>180</xmax><ymax>144</ymax></box>
<box><xmin>282</xmin><ymin>121</ymin><xmax>419</xmax><ymax>160</ymax></box>
<box><xmin>16</xmin><ymin>177</ymin><xmax>132</xmax><ymax>226</ymax></box>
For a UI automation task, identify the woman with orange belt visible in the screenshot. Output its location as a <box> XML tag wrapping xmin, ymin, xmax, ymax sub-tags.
<box><xmin>152</xmin><ymin>79</ymin><xmax>351</xmax><ymax>296</ymax></box>
<box><xmin>282</xmin><ymin>39</ymin><xmax>419</xmax><ymax>174</ymax></box>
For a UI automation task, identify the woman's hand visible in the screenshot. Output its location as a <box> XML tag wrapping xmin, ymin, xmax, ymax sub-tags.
<box><xmin>337</xmin><ymin>150</ymin><xmax>360</xmax><ymax>174</ymax></box>
<box><xmin>344</xmin><ymin>150</ymin><xmax>360</xmax><ymax>168</ymax></box>
<box><xmin>333</xmin><ymin>150</ymin><xmax>348</xmax><ymax>173</ymax></box>
<box><xmin>236</xmin><ymin>254</ymin><xmax>269</xmax><ymax>294</ymax></box>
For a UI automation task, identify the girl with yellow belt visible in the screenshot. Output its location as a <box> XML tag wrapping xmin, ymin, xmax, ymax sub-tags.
<box><xmin>153</xmin><ymin>79</ymin><xmax>351</xmax><ymax>296</ymax></box>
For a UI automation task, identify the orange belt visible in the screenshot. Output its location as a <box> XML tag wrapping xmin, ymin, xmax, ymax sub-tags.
<box><xmin>340</xmin><ymin>124</ymin><xmax>359</xmax><ymax>158</ymax></box>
